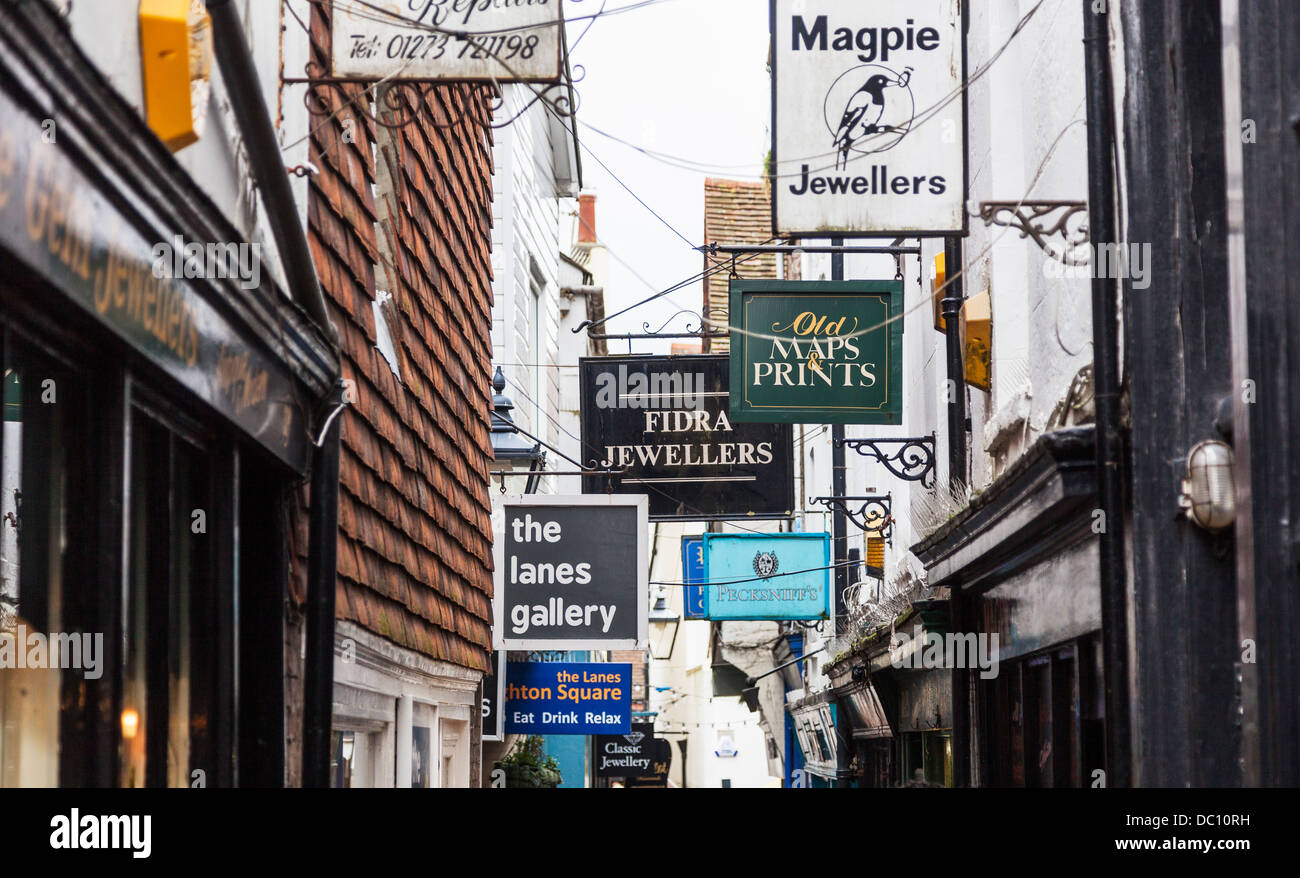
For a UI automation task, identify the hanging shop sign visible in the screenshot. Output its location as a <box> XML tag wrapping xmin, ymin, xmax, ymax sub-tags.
<box><xmin>769</xmin><ymin>0</ymin><xmax>967</xmax><ymax>237</ymax></box>
<box><xmin>493</xmin><ymin>495</ymin><xmax>648</xmax><ymax>650</ymax></box>
<box><xmin>594</xmin><ymin>722</ymin><xmax>659</xmax><ymax>778</ymax></box>
<box><xmin>621</xmin><ymin>737</ymin><xmax>672</xmax><ymax>787</ymax></box>
<box><xmin>331</xmin><ymin>0</ymin><xmax>564</xmax><ymax>82</ymax></box>
<box><xmin>481</xmin><ymin>650</ymin><xmax>505</xmax><ymax>741</ymax></box>
<box><xmin>729</xmin><ymin>280</ymin><xmax>903</xmax><ymax>425</ymax></box>
<box><xmin>503</xmin><ymin>661</ymin><xmax>632</xmax><ymax>735</ymax></box>
<box><xmin>702</xmin><ymin>532</ymin><xmax>831</xmax><ymax>621</ymax></box>
<box><xmin>0</xmin><ymin>89</ymin><xmax>308</xmax><ymax>471</ymax></box>
<box><xmin>682</xmin><ymin>536</ymin><xmax>706</xmax><ymax>620</ymax></box>
<box><xmin>579</xmin><ymin>355</ymin><xmax>795</xmax><ymax>520</ymax></box>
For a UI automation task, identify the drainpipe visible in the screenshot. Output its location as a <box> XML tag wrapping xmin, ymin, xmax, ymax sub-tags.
<box><xmin>1082</xmin><ymin>0</ymin><xmax>1132</xmax><ymax>788</ymax></box>
<box><xmin>203</xmin><ymin>0</ymin><xmax>343</xmax><ymax>787</ymax></box>
<box><xmin>204</xmin><ymin>0</ymin><xmax>336</xmax><ymax>342</ymax></box>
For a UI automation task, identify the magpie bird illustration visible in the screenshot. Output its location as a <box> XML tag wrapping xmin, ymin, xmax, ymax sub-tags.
<box><xmin>832</xmin><ymin>67</ymin><xmax>913</xmax><ymax>169</ymax></box>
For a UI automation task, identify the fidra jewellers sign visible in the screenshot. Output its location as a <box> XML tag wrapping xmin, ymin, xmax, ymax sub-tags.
<box><xmin>493</xmin><ymin>495</ymin><xmax>648</xmax><ymax>650</ymax></box>
<box><xmin>331</xmin><ymin>0</ymin><xmax>563</xmax><ymax>82</ymax></box>
<box><xmin>729</xmin><ymin>280</ymin><xmax>903</xmax><ymax>425</ymax></box>
<box><xmin>770</xmin><ymin>0</ymin><xmax>966</xmax><ymax>236</ymax></box>
<box><xmin>579</xmin><ymin>355</ymin><xmax>794</xmax><ymax>521</ymax></box>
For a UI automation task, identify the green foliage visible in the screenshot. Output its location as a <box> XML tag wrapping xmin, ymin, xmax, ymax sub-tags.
<box><xmin>495</xmin><ymin>735</ymin><xmax>562</xmax><ymax>788</ymax></box>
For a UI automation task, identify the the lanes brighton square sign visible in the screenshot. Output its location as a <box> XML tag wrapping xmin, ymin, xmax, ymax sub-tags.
<box><xmin>580</xmin><ymin>355</ymin><xmax>794</xmax><ymax>520</ymax></box>
<box><xmin>493</xmin><ymin>496</ymin><xmax>647</xmax><ymax>650</ymax></box>
<box><xmin>504</xmin><ymin>662</ymin><xmax>631</xmax><ymax>735</ymax></box>
<box><xmin>331</xmin><ymin>0</ymin><xmax>563</xmax><ymax>81</ymax></box>
<box><xmin>770</xmin><ymin>0</ymin><xmax>967</xmax><ymax>236</ymax></box>
<box><xmin>729</xmin><ymin>280</ymin><xmax>903</xmax><ymax>425</ymax></box>
<box><xmin>703</xmin><ymin>532</ymin><xmax>831</xmax><ymax>621</ymax></box>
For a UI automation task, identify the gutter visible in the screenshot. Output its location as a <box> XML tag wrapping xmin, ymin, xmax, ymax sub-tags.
<box><xmin>1081</xmin><ymin>0</ymin><xmax>1132</xmax><ymax>788</ymax></box>
<box><xmin>203</xmin><ymin>0</ymin><xmax>343</xmax><ymax>788</ymax></box>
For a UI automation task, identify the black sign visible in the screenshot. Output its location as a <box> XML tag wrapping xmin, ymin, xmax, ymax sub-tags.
<box><xmin>492</xmin><ymin>496</ymin><xmax>648</xmax><ymax>650</ymax></box>
<box><xmin>595</xmin><ymin>723</ymin><xmax>659</xmax><ymax>778</ymax></box>
<box><xmin>481</xmin><ymin>650</ymin><xmax>503</xmax><ymax>741</ymax></box>
<box><xmin>579</xmin><ymin>355</ymin><xmax>795</xmax><ymax>520</ymax></box>
<box><xmin>623</xmin><ymin>737</ymin><xmax>673</xmax><ymax>787</ymax></box>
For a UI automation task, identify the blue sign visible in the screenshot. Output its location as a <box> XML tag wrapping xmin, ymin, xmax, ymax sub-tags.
<box><xmin>702</xmin><ymin>533</ymin><xmax>831</xmax><ymax>620</ymax></box>
<box><xmin>682</xmin><ymin>536</ymin><xmax>707</xmax><ymax>619</ymax></box>
<box><xmin>503</xmin><ymin>662</ymin><xmax>632</xmax><ymax>735</ymax></box>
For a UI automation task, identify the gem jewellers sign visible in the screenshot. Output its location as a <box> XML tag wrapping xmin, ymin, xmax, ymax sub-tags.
<box><xmin>579</xmin><ymin>355</ymin><xmax>794</xmax><ymax>521</ymax></box>
<box><xmin>729</xmin><ymin>280</ymin><xmax>903</xmax><ymax>425</ymax></box>
<box><xmin>769</xmin><ymin>0</ymin><xmax>967</xmax><ymax>236</ymax></box>
<box><xmin>331</xmin><ymin>0</ymin><xmax>564</xmax><ymax>81</ymax></box>
<box><xmin>702</xmin><ymin>532</ymin><xmax>831</xmax><ymax>621</ymax></box>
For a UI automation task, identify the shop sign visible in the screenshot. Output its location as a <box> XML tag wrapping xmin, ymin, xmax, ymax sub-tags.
<box><xmin>594</xmin><ymin>722</ymin><xmax>661</xmax><ymax>778</ymax></box>
<box><xmin>729</xmin><ymin>280</ymin><xmax>902</xmax><ymax>425</ymax></box>
<box><xmin>681</xmin><ymin>536</ymin><xmax>706</xmax><ymax>620</ymax></box>
<box><xmin>0</xmin><ymin>90</ymin><xmax>308</xmax><ymax>471</ymax></box>
<box><xmin>504</xmin><ymin>662</ymin><xmax>631</xmax><ymax>735</ymax></box>
<box><xmin>481</xmin><ymin>650</ymin><xmax>505</xmax><ymax>741</ymax></box>
<box><xmin>331</xmin><ymin>0</ymin><xmax>563</xmax><ymax>82</ymax></box>
<box><xmin>702</xmin><ymin>532</ymin><xmax>830</xmax><ymax>621</ymax></box>
<box><xmin>580</xmin><ymin>355</ymin><xmax>794</xmax><ymax>520</ymax></box>
<box><xmin>770</xmin><ymin>0</ymin><xmax>967</xmax><ymax>236</ymax></box>
<box><xmin>493</xmin><ymin>495</ymin><xmax>648</xmax><ymax>650</ymax></box>
<box><xmin>621</xmin><ymin>737</ymin><xmax>672</xmax><ymax>787</ymax></box>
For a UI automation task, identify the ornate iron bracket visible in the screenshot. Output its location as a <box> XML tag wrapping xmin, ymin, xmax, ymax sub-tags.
<box><xmin>587</xmin><ymin>307</ymin><xmax>730</xmax><ymax>341</ymax></box>
<box><xmin>836</xmin><ymin>433</ymin><xmax>937</xmax><ymax>489</ymax></box>
<box><xmin>977</xmin><ymin>200</ymin><xmax>1090</xmax><ymax>266</ymax></box>
<box><xmin>810</xmin><ymin>495</ymin><xmax>894</xmax><ymax>545</ymax></box>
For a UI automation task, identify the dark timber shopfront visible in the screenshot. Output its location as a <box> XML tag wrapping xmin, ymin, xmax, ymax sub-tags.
<box><xmin>0</xmin><ymin>5</ymin><xmax>336</xmax><ymax>786</ymax></box>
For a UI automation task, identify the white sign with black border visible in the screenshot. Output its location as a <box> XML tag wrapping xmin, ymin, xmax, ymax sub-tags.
<box><xmin>493</xmin><ymin>495</ymin><xmax>648</xmax><ymax>650</ymax></box>
<box><xmin>770</xmin><ymin>0</ymin><xmax>967</xmax><ymax>237</ymax></box>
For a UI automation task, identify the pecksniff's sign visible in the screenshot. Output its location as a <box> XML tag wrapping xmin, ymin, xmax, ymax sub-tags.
<box><xmin>493</xmin><ymin>496</ymin><xmax>648</xmax><ymax>650</ymax></box>
<box><xmin>729</xmin><ymin>280</ymin><xmax>903</xmax><ymax>425</ymax></box>
<box><xmin>770</xmin><ymin>0</ymin><xmax>967</xmax><ymax>236</ymax></box>
<box><xmin>504</xmin><ymin>662</ymin><xmax>632</xmax><ymax>735</ymax></box>
<box><xmin>579</xmin><ymin>355</ymin><xmax>794</xmax><ymax>520</ymax></box>
<box><xmin>682</xmin><ymin>535</ymin><xmax>707</xmax><ymax>620</ymax></box>
<box><xmin>702</xmin><ymin>532</ymin><xmax>831</xmax><ymax>621</ymax></box>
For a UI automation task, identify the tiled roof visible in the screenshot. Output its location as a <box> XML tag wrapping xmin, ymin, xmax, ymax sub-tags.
<box><xmin>303</xmin><ymin>4</ymin><xmax>496</xmax><ymax>673</ymax></box>
<box><xmin>701</xmin><ymin>178</ymin><xmax>798</xmax><ymax>352</ymax></box>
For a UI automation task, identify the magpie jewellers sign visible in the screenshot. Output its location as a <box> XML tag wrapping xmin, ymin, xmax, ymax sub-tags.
<box><xmin>729</xmin><ymin>280</ymin><xmax>903</xmax><ymax>425</ymax></box>
<box><xmin>770</xmin><ymin>0</ymin><xmax>967</xmax><ymax>236</ymax></box>
<box><xmin>579</xmin><ymin>355</ymin><xmax>794</xmax><ymax>520</ymax></box>
<box><xmin>493</xmin><ymin>495</ymin><xmax>648</xmax><ymax>650</ymax></box>
<box><xmin>702</xmin><ymin>532</ymin><xmax>830</xmax><ymax>621</ymax></box>
<box><xmin>331</xmin><ymin>0</ymin><xmax>563</xmax><ymax>82</ymax></box>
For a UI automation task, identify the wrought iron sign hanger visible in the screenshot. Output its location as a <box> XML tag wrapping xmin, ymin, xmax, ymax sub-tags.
<box><xmin>976</xmin><ymin>200</ymin><xmax>1090</xmax><ymax>266</ymax></box>
<box><xmin>836</xmin><ymin>433</ymin><xmax>937</xmax><ymax>489</ymax></box>
<box><xmin>810</xmin><ymin>495</ymin><xmax>894</xmax><ymax>545</ymax></box>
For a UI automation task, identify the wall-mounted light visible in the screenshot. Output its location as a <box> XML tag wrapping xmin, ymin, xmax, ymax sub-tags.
<box><xmin>1180</xmin><ymin>439</ymin><xmax>1236</xmax><ymax>531</ymax></box>
<box><xmin>648</xmin><ymin>589</ymin><xmax>680</xmax><ymax>661</ymax></box>
<box><xmin>121</xmin><ymin>708</ymin><xmax>140</xmax><ymax>740</ymax></box>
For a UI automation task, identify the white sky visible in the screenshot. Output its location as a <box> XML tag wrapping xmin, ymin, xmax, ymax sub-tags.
<box><xmin>566</xmin><ymin>0</ymin><xmax>772</xmax><ymax>354</ymax></box>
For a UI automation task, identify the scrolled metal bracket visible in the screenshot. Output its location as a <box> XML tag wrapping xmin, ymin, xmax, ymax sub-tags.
<box><xmin>810</xmin><ymin>495</ymin><xmax>894</xmax><ymax>545</ymax></box>
<box><xmin>977</xmin><ymin>200</ymin><xmax>1090</xmax><ymax>266</ymax></box>
<box><xmin>836</xmin><ymin>433</ymin><xmax>937</xmax><ymax>489</ymax></box>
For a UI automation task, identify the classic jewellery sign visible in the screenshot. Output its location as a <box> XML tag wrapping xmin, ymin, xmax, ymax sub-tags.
<box><xmin>770</xmin><ymin>0</ymin><xmax>967</xmax><ymax>236</ymax></box>
<box><xmin>331</xmin><ymin>0</ymin><xmax>563</xmax><ymax>82</ymax></box>
<box><xmin>493</xmin><ymin>495</ymin><xmax>648</xmax><ymax>650</ymax></box>
<box><xmin>594</xmin><ymin>722</ymin><xmax>661</xmax><ymax>778</ymax></box>
<box><xmin>579</xmin><ymin>355</ymin><xmax>794</xmax><ymax>520</ymax></box>
<box><xmin>729</xmin><ymin>280</ymin><xmax>903</xmax><ymax>425</ymax></box>
<box><xmin>503</xmin><ymin>662</ymin><xmax>632</xmax><ymax>735</ymax></box>
<box><xmin>0</xmin><ymin>90</ymin><xmax>307</xmax><ymax>471</ymax></box>
<box><xmin>702</xmin><ymin>532</ymin><xmax>831</xmax><ymax>621</ymax></box>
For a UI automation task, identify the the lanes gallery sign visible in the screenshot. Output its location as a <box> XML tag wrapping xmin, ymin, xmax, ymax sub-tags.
<box><xmin>494</xmin><ymin>495</ymin><xmax>648</xmax><ymax>650</ymax></box>
<box><xmin>331</xmin><ymin>0</ymin><xmax>563</xmax><ymax>82</ymax></box>
<box><xmin>579</xmin><ymin>355</ymin><xmax>794</xmax><ymax>521</ymax></box>
<box><xmin>729</xmin><ymin>280</ymin><xmax>903</xmax><ymax>425</ymax></box>
<box><xmin>770</xmin><ymin>0</ymin><xmax>967</xmax><ymax>236</ymax></box>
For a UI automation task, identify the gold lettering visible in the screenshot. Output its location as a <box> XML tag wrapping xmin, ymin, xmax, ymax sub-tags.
<box><xmin>0</xmin><ymin>129</ymin><xmax>16</xmax><ymax>210</ymax></box>
<box><xmin>23</xmin><ymin>147</ymin><xmax>50</xmax><ymax>243</ymax></box>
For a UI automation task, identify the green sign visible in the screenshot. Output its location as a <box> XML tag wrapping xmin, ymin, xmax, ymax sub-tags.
<box><xmin>729</xmin><ymin>280</ymin><xmax>903</xmax><ymax>424</ymax></box>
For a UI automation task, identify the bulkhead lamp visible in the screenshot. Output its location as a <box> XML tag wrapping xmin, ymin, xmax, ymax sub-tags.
<box><xmin>1180</xmin><ymin>439</ymin><xmax>1236</xmax><ymax>531</ymax></box>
